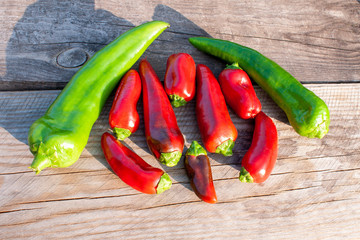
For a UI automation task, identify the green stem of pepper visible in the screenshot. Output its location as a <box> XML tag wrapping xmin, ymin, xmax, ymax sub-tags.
<box><xmin>113</xmin><ymin>128</ymin><xmax>132</xmax><ymax>141</ymax></box>
<box><xmin>239</xmin><ymin>167</ymin><xmax>254</xmax><ymax>183</ymax></box>
<box><xmin>225</xmin><ymin>62</ymin><xmax>242</xmax><ymax>70</ymax></box>
<box><xmin>169</xmin><ymin>94</ymin><xmax>187</xmax><ymax>107</ymax></box>
<box><xmin>215</xmin><ymin>139</ymin><xmax>235</xmax><ymax>156</ymax></box>
<box><xmin>156</xmin><ymin>173</ymin><xmax>172</xmax><ymax>194</ymax></box>
<box><xmin>159</xmin><ymin>151</ymin><xmax>182</xmax><ymax>167</ymax></box>
<box><xmin>187</xmin><ymin>141</ymin><xmax>207</xmax><ymax>156</ymax></box>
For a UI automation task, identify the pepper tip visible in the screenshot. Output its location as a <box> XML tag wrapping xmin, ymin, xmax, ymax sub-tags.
<box><xmin>28</xmin><ymin>166</ymin><xmax>41</xmax><ymax>175</ymax></box>
<box><xmin>29</xmin><ymin>154</ymin><xmax>51</xmax><ymax>174</ymax></box>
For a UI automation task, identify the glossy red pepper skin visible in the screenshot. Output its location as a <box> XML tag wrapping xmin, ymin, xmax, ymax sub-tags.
<box><xmin>196</xmin><ymin>64</ymin><xmax>238</xmax><ymax>156</ymax></box>
<box><xmin>239</xmin><ymin>111</ymin><xmax>278</xmax><ymax>183</ymax></box>
<box><xmin>139</xmin><ymin>59</ymin><xmax>184</xmax><ymax>167</ymax></box>
<box><xmin>219</xmin><ymin>63</ymin><xmax>261</xmax><ymax>119</ymax></box>
<box><xmin>185</xmin><ymin>141</ymin><xmax>217</xmax><ymax>204</ymax></box>
<box><xmin>109</xmin><ymin>70</ymin><xmax>141</xmax><ymax>140</ymax></box>
<box><xmin>164</xmin><ymin>53</ymin><xmax>196</xmax><ymax>107</ymax></box>
<box><xmin>101</xmin><ymin>132</ymin><xmax>172</xmax><ymax>194</ymax></box>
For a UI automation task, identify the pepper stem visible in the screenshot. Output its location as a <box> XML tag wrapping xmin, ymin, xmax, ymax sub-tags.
<box><xmin>156</xmin><ymin>172</ymin><xmax>172</xmax><ymax>194</ymax></box>
<box><xmin>225</xmin><ymin>62</ymin><xmax>242</xmax><ymax>70</ymax></box>
<box><xmin>113</xmin><ymin>127</ymin><xmax>132</xmax><ymax>140</ymax></box>
<box><xmin>29</xmin><ymin>154</ymin><xmax>52</xmax><ymax>174</ymax></box>
<box><xmin>215</xmin><ymin>139</ymin><xmax>235</xmax><ymax>156</ymax></box>
<box><xmin>239</xmin><ymin>167</ymin><xmax>254</xmax><ymax>183</ymax></box>
<box><xmin>159</xmin><ymin>151</ymin><xmax>182</xmax><ymax>167</ymax></box>
<box><xmin>169</xmin><ymin>94</ymin><xmax>187</xmax><ymax>108</ymax></box>
<box><xmin>186</xmin><ymin>141</ymin><xmax>207</xmax><ymax>156</ymax></box>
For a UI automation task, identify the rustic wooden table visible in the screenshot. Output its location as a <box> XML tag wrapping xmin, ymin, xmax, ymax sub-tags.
<box><xmin>1</xmin><ymin>0</ymin><xmax>360</xmax><ymax>239</ymax></box>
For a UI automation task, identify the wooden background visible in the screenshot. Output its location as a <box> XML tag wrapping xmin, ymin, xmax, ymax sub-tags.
<box><xmin>1</xmin><ymin>0</ymin><xmax>360</xmax><ymax>239</ymax></box>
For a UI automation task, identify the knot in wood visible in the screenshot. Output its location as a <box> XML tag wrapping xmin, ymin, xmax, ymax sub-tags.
<box><xmin>56</xmin><ymin>48</ymin><xmax>88</xmax><ymax>68</ymax></box>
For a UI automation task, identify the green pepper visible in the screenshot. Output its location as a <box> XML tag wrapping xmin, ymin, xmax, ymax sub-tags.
<box><xmin>189</xmin><ymin>37</ymin><xmax>330</xmax><ymax>138</ymax></box>
<box><xmin>28</xmin><ymin>21</ymin><xmax>170</xmax><ymax>174</ymax></box>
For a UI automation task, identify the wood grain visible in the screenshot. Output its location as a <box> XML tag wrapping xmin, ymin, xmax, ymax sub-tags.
<box><xmin>1</xmin><ymin>0</ymin><xmax>360</xmax><ymax>239</ymax></box>
<box><xmin>1</xmin><ymin>83</ymin><xmax>360</xmax><ymax>239</ymax></box>
<box><xmin>0</xmin><ymin>0</ymin><xmax>359</xmax><ymax>90</ymax></box>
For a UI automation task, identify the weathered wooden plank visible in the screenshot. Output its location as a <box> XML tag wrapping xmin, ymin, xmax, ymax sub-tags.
<box><xmin>0</xmin><ymin>83</ymin><xmax>359</xmax><ymax>239</ymax></box>
<box><xmin>0</xmin><ymin>0</ymin><xmax>359</xmax><ymax>90</ymax></box>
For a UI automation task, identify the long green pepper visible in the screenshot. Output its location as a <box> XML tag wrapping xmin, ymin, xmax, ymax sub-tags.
<box><xmin>28</xmin><ymin>21</ymin><xmax>170</xmax><ymax>174</ymax></box>
<box><xmin>189</xmin><ymin>37</ymin><xmax>330</xmax><ymax>138</ymax></box>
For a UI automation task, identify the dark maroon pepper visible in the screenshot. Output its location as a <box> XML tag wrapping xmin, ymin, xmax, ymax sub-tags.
<box><xmin>139</xmin><ymin>59</ymin><xmax>185</xmax><ymax>167</ymax></box>
<box><xmin>196</xmin><ymin>64</ymin><xmax>238</xmax><ymax>156</ymax></box>
<box><xmin>185</xmin><ymin>141</ymin><xmax>217</xmax><ymax>204</ymax></box>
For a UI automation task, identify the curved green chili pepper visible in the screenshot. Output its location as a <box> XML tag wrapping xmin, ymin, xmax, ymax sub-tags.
<box><xmin>28</xmin><ymin>21</ymin><xmax>170</xmax><ymax>174</ymax></box>
<box><xmin>189</xmin><ymin>37</ymin><xmax>330</xmax><ymax>139</ymax></box>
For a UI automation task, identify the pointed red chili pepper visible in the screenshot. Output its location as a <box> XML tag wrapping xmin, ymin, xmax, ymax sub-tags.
<box><xmin>109</xmin><ymin>70</ymin><xmax>141</xmax><ymax>140</ymax></box>
<box><xmin>239</xmin><ymin>111</ymin><xmax>278</xmax><ymax>183</ymax></box>
<box><xmin>101</xmin><ymin>132</ymin><xmax>172</xmax><ymax>194</ymax></box>
<box><xmin>164</xmin><ymin>53</ymin><xmax>196</xmax><ymax>107</ymax></box>
<box><xmin>219</xmin><ymin>63</ymin><xmax>261</xmax><ymax>119</ymax></box>
<box><xmin>139</xmin><ymin>59</ymin><xmax>185</xmax><ymax>167</ymax></box>
<box><xmin>196</xmin><ymin>64</ymin><xmax>238</xmax><ymax>156</ymax></box>
<box><xmin>185</xmin><ymin>141</ymin><xmax>217</xmax><ymax>204</ymax></box>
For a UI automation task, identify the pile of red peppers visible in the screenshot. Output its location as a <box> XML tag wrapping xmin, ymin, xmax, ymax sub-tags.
<box><xmin>29</xmin><ymin>21</ymin><xmax>327</xmax><ymax>204</ymax></box>
<box><xmin>101</xmin><ymin>52</ymin><xmax>278</xmax><ymax>203</ymax></box>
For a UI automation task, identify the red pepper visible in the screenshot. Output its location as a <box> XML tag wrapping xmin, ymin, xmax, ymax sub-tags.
<box><xmin>218</xmin><ymin>63</ymin><xmax>261</xmax><ymax>119</ymax></box>
<box><xmin>109</xmin><ymin>70</ymin><xmax>141</xmax><ymax>140</ymax></box>
<box><xmin>239</xmin><ymin>111</ymin><xmax>278</xmax><ymax>183</ymax></box>
<box><xmin>164</xmin><ymin>53</ymin><xmax>196</xmax><ymax>107</ymax></box>
<box><xmin>196</xmin><ymin>64</ymin><xmax>238</xmax><ymax>156</ymax></box>
<box><xmin>139</xmin><ymin>59</ymin><xmax>185</xmax><ymax>167</ymax></box>
<box><xmin>101</xmin><ymin>132</ymin><xmax>172</xmax><ymax>194</ymax></box>
<box><xmin>185</xmin><ymin>141</ymin><xmax>217</xmax><ymax>204</ymax></box>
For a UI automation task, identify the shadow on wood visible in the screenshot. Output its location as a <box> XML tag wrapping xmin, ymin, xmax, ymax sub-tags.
<box><xmin>0</xmin><ymin>1</ymin><xmax>218</xmax><ymax>192</ymax></box>
<box><xmin>0</xmin><ymin>0</ymin><xmax>135</xmax><ymax>91</ymax></box>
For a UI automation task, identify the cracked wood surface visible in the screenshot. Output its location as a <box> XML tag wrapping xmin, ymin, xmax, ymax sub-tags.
<box><xmin>1</xmin><ymin>0</ymin><xmax>360</xmax><ymax>239</ymax></box>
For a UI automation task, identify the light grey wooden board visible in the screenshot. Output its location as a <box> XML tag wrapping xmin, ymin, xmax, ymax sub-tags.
<box><xmin>1</xmin><ymin>0</ymin><xmax>360</xmax><ymax>239</ymax></box>
<box><xmin>1</xmin><ymin>83</ymin><xmax>360</xmax><ymax>239</ymax></box>
<box><xmin>0</xmin><ymin>0</ymin><xmax>359</xmax><ymax>90</ymax></box>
